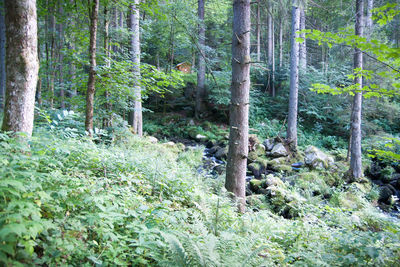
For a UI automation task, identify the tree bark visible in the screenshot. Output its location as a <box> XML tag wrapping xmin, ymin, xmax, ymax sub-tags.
<box><xmin>279</xmin><ymin>16</ymin><xmax>283</xmax><ymax>68</ymax></box>
<box><xmin>267</xmin><ymin>6</ymin><xmax>274</xmax><ymax>96</ymax></box>
<box><xmin>256</xmin><ymin>0</ymin><xmax>261</xmax><ymax>62</ymax></box>
<box><xmin>58</xmin><ymin>3</ymin><xmax>65</xmax><ymax>109</ymax></box>
<box><xmin>286</xmin><ymin>3</ymin><xmax>300</xmax><ymax>151</ymax></box>
<box><xmin>366</xmin><ymin>0</ymin><xmax>373</xmax><ymax>37</ymax></box>
<box><xmin>103</xmin><ymin>4</ymin><xmax>112</xmax><ymax>128</ymax></box>
<box><xmin>85</xmin><ymin>0</ymin><xmax>99</xmax><ymax>136</ymax></box>
<box><xmin>0</xmin><ymin>0</ymin><xmax>5</xmax><ymax>109</ymax></box>
<box><xmin>226</xmin><ymin>0</ymin><xmax>251</xmax><ymax>214</ymax></box>
<box><xmin>195</xmin><ymin>0</ymin><xmax>206</xmax><ymax>119</ymax></box>
<box><xmin>1</xmin><ymin>0</ymin><xmax>39</xmax><ymax>137</ymax></box>
<box><xmin>349</xmin><ymin>0</ymin><xmax>364</xmax><ymax>181</ymax></box>
<box><xmin>49</xmin><ymin>12</ymin><xmax>55</xmax><ymax>108</ymax></box>
<box><xmin>299</xmin><ymin>6</ymin><xmax>307</xmax><ymax>70</ymax></box>
<box><xmin>128</xmin><ymin>1</ymin><xmax>142</xmax><ymax>136</ymax></box>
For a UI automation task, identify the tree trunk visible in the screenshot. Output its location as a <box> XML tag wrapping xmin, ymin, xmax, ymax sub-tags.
<box><xmin>279</xmin><ymin>16</ymin><xmax>283</xmax><ymax>68</ymax></box>
<box><xmin>299</xmin><ymin>6</ymin><xmax>307</xmax><ymax>70</ymax></box>
<box><xmin>103</xmin><ymin>4</ymin><xmax>112</xmax><ymax>128</ymax></box>
<box><xmin>49</xmin><ymin>12</ymin><xmax>55</xmax><ymax>108</ymax></box>
<box><xmin>366</xmin><ymin>0</ymin><xmax>373</xmax><ymax>36</ymax></box>
<box><xmin>58</xmin><ymin>3</ymin><xmax>65</xmax><ymax>109</ymax></box>
<box><xmin>195</xmin><ymin>0</ymin><xmax>206</xmax><ymax>119</ymax></box>
<box><xmin>286</xmin><ymin>3</ymin><xmax>300</xmax><ymax>151</ymax></box>
<box><xmin>226</xmin><ymin>0</ymin><xmax>251</xmax><ymax>214</ymax></box>
<box><xmin>128</xmin><ymin>1</ymin><xmax>142</xmax><ymax>136</ymax></box>
<box><xmin>85</xmin><ymin>0</ymin><xmax>99</xmax><ymax>136</ymax></box>
<box><xmin>267</xmin><ymin>6</ymin><xmax>274</xmax><ymax>96</ymax></box>
<box><xmin>1</xmin><ymin>0</ymin><xmax>39</xmax><ymax>137</ymax></box>
<box><xmin>256</xmin><ymin>0</ymin><xmax>261</xmax><ymax>62</ymax></box>
<box><xmin>0</xmin><ymin>0</ymin><xmax>5</xmax><ymax>109</ymax></box>
<box><xmin>349</xmin><ymin>0</ymin><xmax>364</xmax><ymax>181</ymax></box>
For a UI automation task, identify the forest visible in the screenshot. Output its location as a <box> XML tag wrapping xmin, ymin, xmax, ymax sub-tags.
<box><xmin>1</xmin><ymin>0</ymin><xmax>400</xmax><ymax>265</ymax></box>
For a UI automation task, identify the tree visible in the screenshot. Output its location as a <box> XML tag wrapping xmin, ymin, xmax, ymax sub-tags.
<box><xmin>226</xmin><ymin>0</ymin><xmax>251</xmax><ymax>213</ymax></box>
<box><xmin>267</xmin><ymin>2</ymin><xmax>275</xmax><ymax>96</ymax></box>
<box><xmin>128</xmin><ymin>0</ymin><xmax>142</xmax><ymax>136</ymax></box>
<box><xmin>0</xmin><ymin>0</ymin><xmax>5</xmax><ymax>109</ymax></box>
<box><xmin>85</xmin><ymin>0</ymin><xmax>99</xmax><ymax>136</ymax></box>
<box><xmin>299</xmin><ymin>5</ymin><xmax>306</xmax><ymax>70</ymax></box>
<box><xmin>195</xmin><ymin>0</ymin><xmax>206</xmax><ymax>119</ymax></box>
<box><xmin>1</xmin><ymin>0</ymin><xmax>39</xmax><ymax>136</ymax></box>
<box><xmin>348</xmin><ymin>0</ymin><xmax>364</xmax><ymax>181</ymax></box>
<box><xmin>286</xmin><ymin>1</ymin><xmax>300</xmax><ymax>151</ymax></box>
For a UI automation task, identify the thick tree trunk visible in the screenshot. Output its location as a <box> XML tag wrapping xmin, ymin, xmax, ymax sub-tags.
<box><xmin>1</xmin><ymin>0</ymin><xmax>39</xmax><ymax>137</ymax></box>
<box><xmin>195</xmin><ymin>0</ymin><xmax>206</xmax><ymax>119</ymax></box>
<box><xmin>0</xmin><ymin>0</ymin><xmax>5</xmax><ymax>109</ymax></box>
<box><xmin>349</xmin><ymin>0</ymin><xmax>364</xmax><ymax>181</ymax></box>
<box><xmin>299</xmin><ymin>7</ymin><xmax>307</xmax><ymax>70</ymax></box>
<box><xmin>226</xmin><ymin>0</ymin><xmax>251</xmax><ymax>213</ymax></box>
<box><xmin>85</xmin><ymin>0</ymin><xmax>99</xmax><ymax>136</ymax></box>
<box><xmin>286</xmin><ymin>3</ymin><xmax>300</xmax><ymax>151</ymax></box>
<box><xmin>128</xmin><ymin>1</ymin><xmax>142</xmax><ymax>136</ymax></box>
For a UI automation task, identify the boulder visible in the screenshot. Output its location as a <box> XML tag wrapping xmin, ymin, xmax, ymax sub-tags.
<box><xmin>247</xmin><ymin>151</ymin><xmax>258</xmax><ymax>163</ymax></box>
<box><xmin>254</xmin><ymin>143</ymin><xmax>266</xmax><ymax>156</ymax></box>
<box><xmin>195</xmin><ymin>134</ymin><xmax>207</xmax><ymax>142</ymax></box>
<box><xmin>249</xmin><ymin>134</ymin><xmax>261</xmax><ymax>152</ymax></box>
<box><xmin>379</xmin><ymin>185</ymin><xmax>397</xmax><ymax>204</ymax></box>
<box><xmin>248</xmin><ymin>160</ymin><xmax>267</xmax><ymax>178</ymax></box>
<box><xmin>147</xmin><ymin>136</ymin><xmax>158</xmax><ymax>144</ymax></box>
<box><xmin>249</xmin><ymin>179</ymin><xmax>262</xmax><ymax>192</ymax></box>
<box><xmin>215</xmin><ymin>146</ymin><xmax>228</xmax><ymax>160</ymax></box>
<box><xmin>270</xmin><ymin>143</ymin><xmax>288</xmax><ymax>158</ymax></box>
<box><xmin>304</xmin><ymin>146</ymin><xmax>334</xmax><ymax>169</ymax></box>
<box><xmin>263</xmin><ymin>138</ymin><xmax>275</xmax><ymax>151</ymax></box>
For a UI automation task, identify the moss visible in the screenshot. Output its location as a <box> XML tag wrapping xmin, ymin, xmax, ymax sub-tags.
<box><xmin>248</xmin><ymin>151</ymin><xmax>258</xmax><ymax>163</ymax></box>
<box><xmin>250</xmin><ymin>179</ymin><xmax>263</xmax><ymax>192</ymax></box>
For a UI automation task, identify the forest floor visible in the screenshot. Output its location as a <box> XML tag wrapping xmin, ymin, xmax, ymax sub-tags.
<box><xmin>1</xmin><ymin>111</ymin><xmax>400</xmax><ymax>266</ymax></box>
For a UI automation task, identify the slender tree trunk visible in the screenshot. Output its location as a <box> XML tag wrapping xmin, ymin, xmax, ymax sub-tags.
<box><xmin>58</xmin><ymin>3</ymin><xmax>65</xmax><ymax>109</ymax></box>
<box><xmin>267</xmin><ymin>6</ymin><xmax>273</xmax><ymax>96</ymax></box>
<box><xmin>49</xmin><ymin>12</ymin><xmax>55</xmax><ymax>108</ymax></box>
<box><xmin>69</xmin><ymin>0</ymin><xmax>76</xmax><ymax>97</ymax></box>
<box><xmin>0</xmin><ymin>0</ymin><xmax>5</xmax><ymax>109</ymax></box>
<box><xmin>103</xmin><ymin>4</ymin><xmax>112</xmax><ymax>128</ymax></box>
<box><xmin>366</xmin><ymin>0</ymin><xmax>373</xmax><ymax>36</ymax></box>
<box><xmin>169</xmin><ymin>24</ymin><xmax>175</xmax><ymax>72</ymax></box>
<box><xmin>286</xmin><ymin>3</ymin><xmax>300</xmax><ymax>151</ymax></box>
<box><xmin>279</xmin><ymin>16</ymin><xmax>283</xmax><ymax>68</ymax></box>
<box><xmin>128</xmin><ymin>1</ymin><xmax>142</xmax><ymax>136</ymax></box>
<box><xmin>85</xmin><ymin>0</ymin><xmax>99</xmax><ymax>136</ymax></box>
<box><xmin>299</xmin><ymin>6</ymin><xmax>307</xmax><ymax>70</ymax></box>
<box><xmin>1</xmin><ymin>0</ymin><xmax>39</xmax><ymax>137</ymax></box>
<box><xmin>226</xmin><ymin>0</ymin><xmax>251</xmax><ymax>213</ymax></box>
<box><xmin>349</xmin><ymin>0</ymin><xmax>364</xmax><ymax>181</ymax></box>
<box><xmin>256</xmin><ymin>0</ymin><xmax>261</xmax><ymax>62</ymax></box>
<box><xmin>195</xmin><ymin>0</ymin><xmax>206</xmax><ymax>119</ymax></box>
<box><xmin>272</xmin><ymin>14</ymin><xmax>275</xmax><ymax>95</ymax></box>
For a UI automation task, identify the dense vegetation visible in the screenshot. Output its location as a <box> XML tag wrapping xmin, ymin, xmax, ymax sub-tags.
<box><xmin>1</xmin><ymin>114</ymin><xmax>400</xmax><ymax>266</ymax></box>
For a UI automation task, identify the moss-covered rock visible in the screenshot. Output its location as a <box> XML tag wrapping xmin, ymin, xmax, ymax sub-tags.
<box><xmin>304</xmin><ymin>146</ymin><xmax>334</xmax><ymax>169</ymax></box>
<box><xmin>248</xmin><ymin>151</ymin><xmax>259</xmax><ymax>163</ymax></box>
<box><xmin>250</xmin><ymin>179</ymin><xmax>263</xmax><ymax>192</ymax></box>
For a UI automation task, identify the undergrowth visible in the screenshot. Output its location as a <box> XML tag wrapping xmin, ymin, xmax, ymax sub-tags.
<box><xmin>0</xmin><ymin>119</ymin><xmax>400</xmax><ymax>266</ymax></box>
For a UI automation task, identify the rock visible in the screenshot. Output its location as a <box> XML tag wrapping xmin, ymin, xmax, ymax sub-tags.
<box><xmin>189</xmin><ymin>119</ymin><xmax>195</xmax><ymax>126</ymax></box>
<box><xmin>365</xmin><ymin>160</ymin><xmax>382</xmax><ymax>179</ymax></box>
<box><xmin>381</xmin><ymin>166</ymin><xmax>395</xmax><ymax>183</ymax></box>
<box><xmin>350</xmin><ymin>214</ymin><xmax>361</xmax><ymax>225</ymax></box>
<box><xmin>163</xmin><ymin>141</ymin><xmax>175</xmax><ymax>148</ymax></box>
<box><xmin>270</xmin><ymin>143</ymin><xmax>288</xmax><ymax>158</ymax></box>
<box><xmin>247</xmin><ymin>151</ymin><xmax>258</xmax><ymax>163</ymax></box>
<box><xmin>248</xmin><ymin>161</ymin><xmax>267</xmax><ymax>178</ymax></box>
<box><xmin>379</xmin><ymin>185</ymin><xmax>396</xmax><ymax>204</ymax></box>
<box><xmin>265</xmin><ymin>175</ymin><xmax>284</xmax><ymax>187</ymax></box>
<box><xmin>206</xmin><ymin>140</ymin><xmax>217</xmax><ymax>148</ymax></box>
<box><xmin>263</xmin><ymin>138</ymin><xmax>275</xmax><ymax>151</ymax></box>
<box><xmin>208</xmin><ymin>145</ymin><xmax>220</xmax><ymax>155</ymax></box>
<box><xmin>254</xmin><ymin>144</ymin><xmax>266</xmax><ymax>156</ymax></box>
<box><xmin>215</xmin><ymin>146</ymin><xmax>228</xmax><ymax>160</ymax></box>
<box><xmin>250</xmin><ymin>179</ymin><xmax>262</xmax><ymax>192</ymax></box>
<box><xmin>249</xmin><ymin>134</ymin><xmax>261</xmax><ymax>152</ymax></box>
<box><xmin>195</xmin><ymin>134</ymin><xmax>207</xmax><ymax>142</ymax></box>
<box><xmin>147</xmin><ymin>136</ymin><xmax>158</xmax><ymax>144</ymax></box>
<box><xmin>304</xmin><ymin>146</ymin><xmax>334</xmax><ymax>169</ymax></box>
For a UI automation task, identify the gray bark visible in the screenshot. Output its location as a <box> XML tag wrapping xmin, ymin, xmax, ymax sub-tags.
<box><xmin>279</xmin><ymin>17</ymin><xmax>283</xmax><ymax>68</ymax></box>
<box><xmin>299</xmin><ymin>7</ymin><xmax>307</xmax><ymax>70</ymax></box>
<box><xmin>366</xmin><ymin>0</ymin><xmax>373</xmax><ymax>36</ymax></box>
<box><xmin>0</xmin><ymin>0</ymin><xmax>5</xmax><ymax>109</ymax></box>
<box><xmin>103</xmin><ymin>4</ymin><xmax>112</xmax><ymax>128</ymax></box>
<box><xmin>128</xmin><ymin>1</ymin><xmax>142</xmax><ymax>136</ymax></box>
<box><xmin>58</xmin><ymin>4</ymin><xmax>65</xmax><ymax>109</ymax></box>
<box><xmin>1</xmin><ymin>0</ymin><xmax>39</xmax><ymax>137</ymax></box>
<box><xmin>286</xmin><ymin>3</ymin><xmax>300</xmax><ymax>150</ymax></box>
<box><xmin>226</xmin><ymin>0</ymin><xmax>251</xmax><ymax>213</ymax></box>
<box><xmin>349</xmin><ymin>0</ymin><xmax>364</xmax><ymax>181</ymax></box>
<box><xmin>267</xmin><ymin>7</ymin><xmax>274</xmax><ymax>96</ymax></box>
<box><xmin>256</xmin><ymin>0</ymin><xmax>261</xmax><ymax>62</ymax></box>
<box><xmin>195</xmin><ymin>0</ymin><xmax>206</xmax><ymax>118</ymax></box>
<box><xmin>85</xmin><ymin>0</ymin><xmax>99</xmax><ymax>136</ymax></box>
